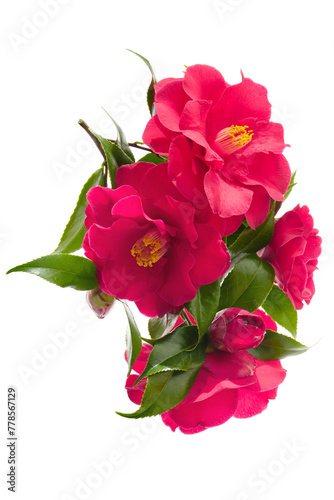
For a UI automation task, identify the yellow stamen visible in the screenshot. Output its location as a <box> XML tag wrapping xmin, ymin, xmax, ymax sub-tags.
<box><xmin>131</xmin><ymin>229</ymin><xmax>170</xmax><ymax>268</ymax></box>
<box><xmin>215</xmin><ymin>125</ymin><xmax>254</xmax><ymax>155</ymax></box>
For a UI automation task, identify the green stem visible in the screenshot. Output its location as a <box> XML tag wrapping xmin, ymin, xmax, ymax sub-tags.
<box><xmin>107</xmin><ymin>139</ymin><xmax>152</xmax><ymax>152</ymax></box>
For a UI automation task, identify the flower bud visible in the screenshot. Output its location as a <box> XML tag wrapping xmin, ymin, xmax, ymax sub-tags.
<box><xmin>86</xmin><ymin>288</ymin><xmax>115</xmax><ymax>319</ymax></box>
<box><xmin>208</xmin><ymin>308</ymin><xmax>265</xmax><ymax>352</ymax></box>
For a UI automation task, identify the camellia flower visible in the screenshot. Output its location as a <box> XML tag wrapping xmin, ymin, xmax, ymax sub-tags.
<box><xmin>208</xmin><ymin>307</ymin><xmax>266</xmax><ymax>352</ymax></box>
<box><xmin>260</xmin><ymin>205</ymin><xmax>322</xmax><ymax>309</ymax></box>
<box><xmin>143</xmin><ymin>64</ymin><xmax>291</xmax><ymax>229</ymax></box>
<box><xmin>125</xmin><ymin>311</ymin><xmax>286</xmax><ymax>434</ymax></box>
<box><xmin>83</xmin><ymin>162</ymin><xmax>230</xmax><ymax>317</ymax></box>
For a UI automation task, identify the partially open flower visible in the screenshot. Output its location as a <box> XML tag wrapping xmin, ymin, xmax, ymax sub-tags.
<box><xmin>86</xmin><ymin>288</ymin><xmax>115</xmax><ymax>319</ymax></box>
<box><xmin>208</xmin><ymin>308</ymin><xmax>266</xmax><ymax>352</ymax></box>
<box><xmin>260</xmin><ymin>205</ymin><xmax>322</xmax><ymax>309</ymax></box>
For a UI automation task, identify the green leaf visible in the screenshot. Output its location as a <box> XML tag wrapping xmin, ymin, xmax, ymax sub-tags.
<box><xmin>247</xmin><ymin>329</ymin><xmax>308</xmax><ymax>360</ymax></box>
<box><xmin>225</xmin><ymin>223</ymin><xmax>246</xmax><ymax>247</ymax></box>
<box><xmin>229</xmin><ymin>203</ymin><xmax>275</xmax><ymax>259</ymax></box>
<box><xmin>135</xmin><ymin>325</ymin><xmax>205</xmax><ymax>384</ymax></box>
<box><xmin>185</xmin><ymin>280</ymin><xmax>221</xmax><ymax>339</ymax></box>
<box><xmin>262</xmin><ymin>285</ymin><xmax>298</xmax><ymax>337</ymax></box>
<box><xmin>138</xmin><ymin>152</ymin><xmax>166</xmax><ymax>165</ymax></box>
<box><xmin>102</xmin><ymin>108</ymin><xmax>135</xmax><ymax>162</ymax></box>
<box><xmin>122</xmin><ymin>301</ymin><xmax>142</xmax><ymax>377</ymax></box>
<box><xmin>284</xmin><ymin>170</ymin><xmax>297</xmax><ymax>200</ymax></box>
<box><xmin>147</xmin><ymin>79</ymin><xmax>156</xmax><ymax>117</ymax></box>
<box><xmin>275</xmin><ymin>171</ymin><xmax>297</xmax><ymax>215</ymax></box>
<box><xmin>116</xmin><ymin>367</ymin><xmax>200</xmax><ymax>419</ymax></box>
<box><xmin>78</xmin><ymin>120</ymin><xmax>120</xmax><ymax>188</ymax></box>
<box><xmin>127</xmin><ymin>49</ymin><xmax>157</xmax><ymax>116</ymax></box>
<box><xmin>54</xmin><ymin>167</ymin><xmax>104</xmax><ymax>254</ymax></box>
<box><xmin>7</xmin><ymin>254</ymin><xmax>98</xmax><ymax>291</ymax></box>
<box><xmin>109</xmin><ymin>141</ymin><xmax>134</xmax><ymax>167</ymax></box>
<box><xmin>220</xmin><ymin>255</ymin><xmax>275</xmax><ymax>312</ymax></box>
<box><xmin>148</xmin><ymin>312</ymin><xmax>179</xmax><ymax>340</ymax></box>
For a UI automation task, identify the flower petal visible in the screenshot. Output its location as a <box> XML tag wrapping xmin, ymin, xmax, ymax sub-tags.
<box><xmin>155</xmin><ymin>79</ymin><xmax>190</xmax><ymax>132</ymax></box>
<box><xmin>183</xmin><ymin>64</ymin><xmax>229</xmax><ymax>101</ymax></box>
<box><xmin>142</xmin><ymin>114</ymin><xmax>177</xmax><ymax>155</ymax></box>
<box><xmin>190</xmin><ymin>223</ymin><xmax>230</xmax><ymax>285</ymax></box>
<box><xmin>204</xmin><ymin>169</ymin><xmax>253</xmax><ymax>217</ymax></box>
<box><xmin>161</xmin><ymin>388</ymin><xmax>238</xmax><ymax>434</ymax></box>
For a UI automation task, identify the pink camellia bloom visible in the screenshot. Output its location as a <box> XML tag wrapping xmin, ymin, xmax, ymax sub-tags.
<box><xmin>83</xmin><ymin>161</ymin><xmax>230</xmax><ymax>317</ymax></box>
<box><xmin>208</xmin><ymin>308</ymin><xmax>266</xmax><ymax>352</ymax></box>
<box><xmin>125</xmin><ymin>311</ymin><xmax>286</xmax><ymax>434</ymax></box>
<box><xmin>143</xmin><ymin>65</ymin><xmax>291</xmax><ymax>229</ymax></box>
<box><xmin>260</xmin><ymin>205</ymin><xmax>321</xmax><ymax>309</ymax></box>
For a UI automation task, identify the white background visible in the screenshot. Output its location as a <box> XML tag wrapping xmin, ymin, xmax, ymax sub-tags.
<box><xmin>1</xmin><ymin>0</ymin><xmax>333</xmax><ymax>499</ymax></box>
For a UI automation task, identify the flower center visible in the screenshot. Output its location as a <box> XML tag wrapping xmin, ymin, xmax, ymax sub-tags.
<box><xmin>131</xmin><ymin>229</ymin><xmax>170</xmax><ymax>268</ymax></box>
<box><xmin>215</xmin><ymin>125</ymin><xmax>254</xmax><ymax>155</ymax></box>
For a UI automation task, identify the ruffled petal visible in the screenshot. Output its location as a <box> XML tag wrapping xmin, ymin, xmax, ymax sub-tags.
<box><xmin>85</xmin><ymin>185</ymin><xmax>137</xmax><ymax>228</ymax></box>
<box><xmin>204</xmin><ymin>169</ymin><xmax>253</xmax><ymax>217</ymax></box>
<box><xmin>116</xmin><ymin>162</ymin><xmax>154</xmax><ymax>191</ymax></box>
<box><xmin>125</xmin><ymin>375</ymin><xmax>147</xmax><ymax>405</ymax></box>
<box><xmin>207</xmin><ymin>77</ymin><xmax>272</xmax><ymax>139</ymax></box>
<box><xmin>158</xmin><ymin>239</ymin><xmax>197</xmax><ymax>306</ymax></box>
<box><xmin>135</xmin><ymin>291</ymin><xmax>175</xmax><ymax>318</ymax></box>
<box><xmin>245</xmin><ymin>185</ymin><xmax>271</xmax><ymax>229</ymax></box>
<box><xmin>142</xmin><ymin>114</ymin><xmax>177</xmax><ymax>155</ymax></box>
<box><xmin>234</xmin><ymin>389</ymin><xmax>270</xmax><ymax>418</ymax></box>
<box><xmin>162</xmin><ymin>388</ymin><xmax>239</xmax><ymax>434</ymax></box>
<box><xmin>168</xmin><ymin>135</ymin><xmax>208</xmax><ymax>209</ymax></box>
<box><xmin>189</xmin><ymin>223</ymin><xmax>230</xmax><ymax>285</ymax></box>
<box><xmin>183</xmin><ymin>64</ymin><xmax>229</xmax><ymax>101</ymax></box>
<box><xmin>241</xmin><ymin>120</ymin><xmax>287</xmax><ymax>156</ymax></box>
<box><xmin>155</xmin><ymin>79</ymin><xmax>190</xmax><ymax>131</ymax></box>
<box><xmin>203</xmin><ymin>351</ymin><xmax>257</xmax><ymax>380</ymax></box>
<box><xmin>241</xmin><ymin>153</ymin><xmax>291</xmax><ymax>201</ymax></box>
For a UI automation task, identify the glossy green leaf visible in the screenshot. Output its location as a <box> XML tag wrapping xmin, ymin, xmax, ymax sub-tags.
<box><xmin>219</xmin><ymin>255</ymin><xmax>275</xmax><ymax>312</ymax></box>
<box><xmin>147</xmin><ymin>79</ymin><xmax>156</xmax><ymax>116</ymax></box>
<box><xmin>102</xmin><ymin>108</ymin><xmax>135</xmax><ymax>162</ymax></box>
<box><xmin>78</xmin><ymin>120</ymin><xmax>120</xmax><ymax>188</ymax></box>
<box><xmin>148</xmin><ymin>312</ymin><xmax>179</xmax><ymax>339</ymax></box>
<box><xmin>135</xmin><ymin>325</ymin><xmax>205</xmax><ymax>384</ymax></box>
<box><xmin>109</xmin><ymin>141</ymin><xmax>134</xmax><ymax>167</ymax></box>
<box><xmin>225</xmin><ymin>223</ymin><xmax>246</xmax><ymax>247</ymax></box>
<box><xmin>185</xmin><ymin>279</ymin><xmax>221</xmax><ymax>338</ymax></box>
<box><xmin>122</xmin><ymin>301</ymin><xmax>142</xmax><ymax>377</ymax></box>
<box><xmin>284</xmin><ymin>170</ymin><xmax>297</xmax><ymax>200</ymax></box>
<box><xmin>127</xmin><ymin>49</ymin><xmax>157</xmax><ymax>116</ymax></box>
<box><xmin>138</xmin><ymin>152</ymin><xmax>166</xmax><ymax>165</ymax></box>
<box><xmin>54</xmin><ymin>167</ymin><xmax>104</xmax><ymax>254</ymax></box>
<box><xmin>275</xmin><ymin>171</ymin><xmax>297</xmax><ymax>214</ymax></box>
<box><xmin>262</xmin><ymin>285</ymin><xmax>298</xmax><ymax>337</ymax></box>
<box><xmin>116</xmin><ymin>367</ymin><xmax>200</xmax><ymax>419</ymax></box>
<box><xmin>247</xmin><ymin>329</ymin><xmax>308</xmax><ymax>360</ymax></box>
<box><xmin>7</xmin><ymin>254</ymin><xmax>98</xmax><ymax>291</ymax></box>
<box><xmin>229</xmin><ymin>203</ymin><xmax>275</xmax><ymax>259</ymax></box>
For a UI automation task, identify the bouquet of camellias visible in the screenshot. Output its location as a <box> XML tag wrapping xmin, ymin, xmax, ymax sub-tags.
<box><xmin>8</xmin><ymin>52</ymin><xmax>322</xmax><ymax>434</ymax></box>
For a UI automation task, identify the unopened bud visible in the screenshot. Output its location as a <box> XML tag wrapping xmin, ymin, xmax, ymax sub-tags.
<box><xmin>208</xmin><ymin>308</ymin><xmax>265</xmax><ymax>352</ymax></box>
<box><xmin>86</xmin><ymin>288</ymin><xmax>115</xmax><ymax>319</ymax></box>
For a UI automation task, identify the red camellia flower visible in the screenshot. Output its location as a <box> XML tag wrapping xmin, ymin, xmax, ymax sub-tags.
<box><xmin>208</xmin><ymin>307</ymin><xmax>266</xmax><ymax>352</ymax></box>
<box><xmin>143</xmin><ymin>65</ymin><xmax>291</xmax><ymax>229</ymax></box>
<box><xmin>260</xmin><ymin>205</ymin><xmax>321</xmax><ymax>309</ymax></box>
<box><xmin>125</xmin><ymin>311</ymin><xmax>286</xmax><ymax>434</ymax></box>
<box><xmin>83</xmin><ymin>162</ymin><xmax>230</xmax><ymax>317</ymax></box>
